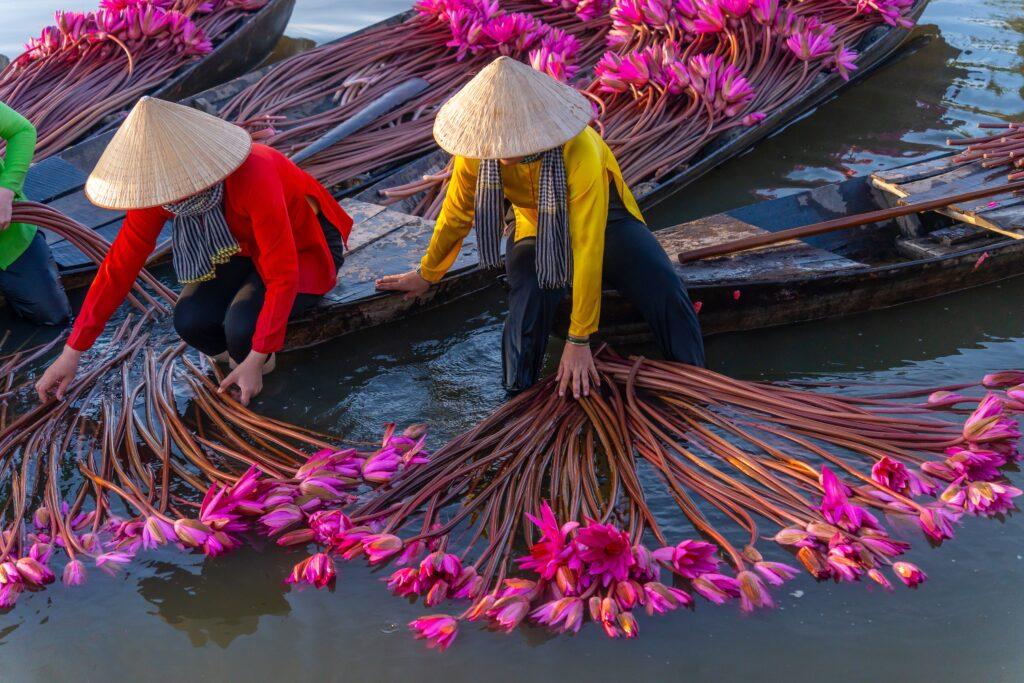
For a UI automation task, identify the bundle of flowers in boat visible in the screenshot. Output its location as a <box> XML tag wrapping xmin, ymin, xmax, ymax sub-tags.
<box><xmin>0</xmin><ymin>202</ymin><xmax>431</xmax><ymax>609</ymax></box>
<box><xmin>220</xmin><ymin>0</ymin><xmax>610</xmax><ymax>189</ymax></box>
<box><xmin>280</xmin><ymin>348</ymin><xmax>1021</xmax><ymax>650</ymax></box>
<box><xmin>0</xmin><ymin>0</ymin><xmax>268</xmax><ymax>160</ymax></box>
<box><xmin>378</xmin><ymin>0</ymin><xmax>918</xmax><ymax>217</ymax></box>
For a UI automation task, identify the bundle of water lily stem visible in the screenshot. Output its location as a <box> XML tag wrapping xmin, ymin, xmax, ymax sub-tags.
<box><xmin>2</xmin><ymin>203</ymin><xmax>1022</xmax><ymax>652</ymax></box>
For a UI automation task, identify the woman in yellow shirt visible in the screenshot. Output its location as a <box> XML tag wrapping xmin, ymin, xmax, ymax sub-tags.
<box><xmin>377</xmin><ymin>57</ymin><xmax>704</xmax><ymax>396</ymax></box>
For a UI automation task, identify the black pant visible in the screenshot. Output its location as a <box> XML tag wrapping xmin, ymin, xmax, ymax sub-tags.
<box><xmin>0</xmin><ymin>231</ymin><xmax>71</xmax><ymax>326</ymax></box>
<box><xmin>173</xmin><ymin>215</ymin><xmax>344</xmax><ymax>362</ymax></box>
<box><xmin>502</xmin><ymin>212</ymin><xmax>705</xmax><ymax>393</ymax></box>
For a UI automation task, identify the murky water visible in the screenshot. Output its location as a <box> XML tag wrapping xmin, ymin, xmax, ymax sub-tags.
<box><xmin>3</xmin><ymin>1</ymin><xmax>1024</xmax><ymax>681</ymax></box>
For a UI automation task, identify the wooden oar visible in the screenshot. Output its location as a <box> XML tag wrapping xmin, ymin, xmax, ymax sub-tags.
<box><xmin>677</xmin><ymin>181</ymin><xmax>1024</xmax><ymax>264</ymax></box>
<box><xmin>289</xmin><ymin>77</ymin><xmax>430</xmax><ymax>164</ymax></box>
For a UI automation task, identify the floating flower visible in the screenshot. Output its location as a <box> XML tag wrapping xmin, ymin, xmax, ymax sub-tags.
<box><xmin>409</xmin><ymin>614</ymin><xmax>459</xmax><ymax>651</ymax></box>
<box><xmin>642</xmin><ymin>581</ymin><xmax>692</xmax><ymax>615</ymax></box>
<box><xmin>530</xmin><ymin>597</ymin><xmax>584</xmax><ymax>633</ymax></box>
<box><xmin>286</xmin><ymin>552</ymin><xmax>336</xmax><ymax>589</ymax></box>
<box><xmin>892</xmin><ymin>561</ymin><xmax>926</xmax><ymax>587</ymax></box>
<box><xmin>518</xmin><ymin>501</ymin><xmax>579</xmax><ymax>579</ymax></box>
<box><xmin>653</xmin><ymin>539</ymin><xmax>719</xmax><ymax>578</ymax></box>
<box><xmin>574</xmin><ymin>522</ymin><xmax>635</xmax><ymax>585</ymax></box>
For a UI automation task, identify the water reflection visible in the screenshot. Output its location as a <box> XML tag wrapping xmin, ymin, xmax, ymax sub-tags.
<box><xmin>138</xmin><ymin>551</ymin><xmax>293</xmax><ymax>648</ymax></box>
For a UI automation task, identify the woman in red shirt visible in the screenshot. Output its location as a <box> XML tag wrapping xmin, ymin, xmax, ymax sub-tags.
<box><xmin>36</xmin><ymin>97</ymin><xmax>352</xmax><ymax>405</ymax></box>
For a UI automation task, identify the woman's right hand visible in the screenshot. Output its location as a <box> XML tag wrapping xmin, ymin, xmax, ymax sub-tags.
<box><xmin>35</xmin><ymin>346</ymin><xmax>83</xmax><ymax>402</ymax></box>
<box><xmin>375</xmin><ymin>269</ymin><xmax>432</xmax><ymax>299</ymax></box>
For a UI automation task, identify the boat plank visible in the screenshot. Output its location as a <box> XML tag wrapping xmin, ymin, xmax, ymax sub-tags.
<box><xmin>870</xmin><ymin>154</ymin><xmax>955</xmax><ymax>186</ymax></box>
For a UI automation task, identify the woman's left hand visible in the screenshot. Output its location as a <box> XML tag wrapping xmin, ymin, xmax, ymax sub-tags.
<box><xmin>218</xmin><ymin>352</ymin><xmax>266</xmax><ymax>406</ymax></box>
<box><xmin>557</xmin><ymin>341</ymin><xmax>599</xmax><ymax>400</ymax></box>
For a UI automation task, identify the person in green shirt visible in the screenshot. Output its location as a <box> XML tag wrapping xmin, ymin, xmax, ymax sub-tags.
<box><xmin>0</xmin><ymin>101</ymin><xmax>71</xmax><ymax>326</ymax></box>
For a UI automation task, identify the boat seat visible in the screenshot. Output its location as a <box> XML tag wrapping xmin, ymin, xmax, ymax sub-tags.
<box><xmin>661</xmin><ymin>213</ymin><xmax>864</xmax><ymax>284</ymax></box>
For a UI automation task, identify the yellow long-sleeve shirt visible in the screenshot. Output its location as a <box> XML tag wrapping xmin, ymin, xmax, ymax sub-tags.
<box><xmin>419</xmin><ymin>126</ymin><xmax>645</xmax><ymax>338</ymax></box>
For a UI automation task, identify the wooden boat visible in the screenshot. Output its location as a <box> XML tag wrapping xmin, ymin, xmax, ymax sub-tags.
<box><xmin>13</xmin><ymin>0</ymin><xmax>925</xmax><ymax>300</ymax></box>
<box><xmin>282</xmin><ymin>151</ymin><xmax>1024</xmax><ymax>349</ymax></box>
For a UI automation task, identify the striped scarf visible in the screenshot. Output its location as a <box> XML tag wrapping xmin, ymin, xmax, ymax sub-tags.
<box><xmin>475</xmin><ymin>147</ymin><xmax>571</xmax><ymax>289</ymax></box>
<box><xmin>163</xmin><ymin>183</ymin><xmax>240</xmax><ymax>285</ymax></box>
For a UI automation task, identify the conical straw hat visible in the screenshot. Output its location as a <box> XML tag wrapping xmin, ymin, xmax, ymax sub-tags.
<box><xmin>433</xmin><ymin>56</ymin><xmax>592</xmax><ymax>159</ymax></box>
<box><xmin>85</xmin><ymin>96</ymin><xmax>252</xmax><ymax>210</ymax></box>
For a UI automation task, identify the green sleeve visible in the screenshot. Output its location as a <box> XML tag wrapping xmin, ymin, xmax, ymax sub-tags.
<box><xmin>0</xmin><ymin>102</ymin><xmax>37</xmax><ymax>196</ymax></box>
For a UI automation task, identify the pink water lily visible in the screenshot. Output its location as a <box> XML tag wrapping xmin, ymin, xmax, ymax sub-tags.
<box><xmin>643</xmin><ymin>581</ymin><xmax>692</xmax><ymax>615</ymax></box>
<box><xmin>531</xmin><ymin>596</ymin><xmax>584</xmax><ymax>633</ymax></box>
<box><xmin>653</xmin><ymin>539</ymin><xmax>719</xmax><ymax>578</ymax></box>
<box><xmin>286</xmin><ymin>552</ymin><xmax>336</xmax><ymax>589</ymax></box>
<box><xmin>409</xmin><ymin>614</ymin><xmax>459</xmax><ymax>651</ymax></box>
<box><xmin>574</xmin><ymin>521</ymin><xmax>635</xmax><ymax>586</ymax></box>
<box><xmin>819</xmin><ymin>466</ymin><xmax>880</xmax><ymax>533</ymax></box>
<box><xmin>892</xmin><ymin>561</ymin><xmax>926</xmax><ymax>587</ymax></box>
<box><xmin>691</xmin><ymin>572</ymin><xmax>741</xmax><ymax>603</ymax></box>
<box><xmin>62</xmin><ymin>560</ymin><xmax>87</xmax><ymax>587</ymax></box>
<box><xmin>518</xmin><ymin>501</ymin><xmax>578</xmax><ymax>579</ymax></box>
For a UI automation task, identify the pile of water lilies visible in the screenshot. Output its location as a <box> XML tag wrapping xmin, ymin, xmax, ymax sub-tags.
<box><xmin>377</xmin><ymin>0</ymin><xmax>918</xmax><ymax>216</ymax></box>
<box><xmin>0</xmin><ymin>0</ymin><xmax>268</xmax><ymax>159</ymax></box>
<box><xmin>272</xmin><ymin>350</ymin><xmax>1021</xmax><ymax>651</ymax></box>
<box><xmin>0</xmin><ymin>203</ymin><xmax>430</xmax><ymax>608</ymax></box>
<box><xmin>590</xmin><ymin>0</ymin><xmax>916</xmax><ymax>183</ymax></box>
<box><xmin>220</xmin><ymin>0</ymin><xmax>610</xmax><ymax>189</ymax></box>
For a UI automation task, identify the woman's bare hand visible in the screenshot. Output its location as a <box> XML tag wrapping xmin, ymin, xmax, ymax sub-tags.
<box><xmin>375</xmin><ymin>270</ymin><xmax>432</xmax><ymax>299</ymax></box>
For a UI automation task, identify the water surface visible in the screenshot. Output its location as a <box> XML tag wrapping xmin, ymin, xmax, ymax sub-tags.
<box><xmin>2</xmin><ymin>1</ymin><xmax>1024</xmax><ymax>681</ymax></box>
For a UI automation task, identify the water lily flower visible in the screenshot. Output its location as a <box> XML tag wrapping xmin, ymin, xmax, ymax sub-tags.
<box><xmin>142</xmin><ymin>516</ymin><xmax>174</xmax><ymax>549</ymax></box>
<box><xmin>892</xmin><ymin>561</ymin><xmax>926</xmax><ymax>587</ymax></box>
<box><xmin>867</xmin><ymin>567</ymin><xmax>893</xmax><ymax>590</ymax></box>
<box><xmin>420</xmin><ymin>551</ymin><xmax>463</xmax><ymax>583</ymax></box>
<box><xmin>95</xmin><ymin>552</ymin><xmax>133</xmax><ymax>576</ymax></box>
<box><xmin>653</xmin><ymin>539</ymin><xmax>720</xmax><ymax>578</ymax></box>
<box><xmin>62</xmin><ymin>560</ymin><xmax>87</xmax><ymax>587</ymax></box>
<box><xmin>737</xmin><ymin>570</ymin><xmax>774</xmax><ymax>611</ymax></box>
<box><xmin>0</xmin><ymin>583</ymin><xmax>22</xmax><ymax>608</ymax></box>
<box><xmin>409</xmin><ymin>614</ymin><xmax>458</xmax><ymax>651</ymax></box>
<box><xmin>871</xmin><ymin>456</ymin><xmax>910</xmax><ymax>492</ymax></box>
<box><xmin>750</xmin><ymin>0</ymin><xmax>778</xmax><ymax>24</ymax></box>
<box><xmin>276</xmin><ymin>527</ymin><xmax>316</xmax><ymax>547</ymax></box>
<box><xmin>530</xmin><ymin>597</ymin><xmax>584</xmax><ymax>633</ymax></box>
<box><xmin>963</xmin><ymin>393</ymin><xmax>1020</xmax><ymax>444</ymax></box>
<box><xmin>943</xmin><ymin>478</ymin><xmax>1022</xmax><ymax>516</ymax></box>
<box><xmin>287</xmin><ymin>552</ymin><xmax>336</xmax><ymax>589</ymax></box>
<box><xmin>616</xmin><ymin>611</ymin><xmax>640</xmax><ymax>639</ymax></box>
<box><xmin>450</xmin><ymin>567</ymin><xmax>483</xmax><ymax>600</ymax></box>
<box><xmin>795</xmin><ymin>546</ymin><xmax>831</xmax><ymax>579</ymax></box>
<box><xmin>917</xmin><ymin>505</ymin><xmax>960</xmax><ymax>541</ymax></box>
<box><xmin>753</xmin><ymin>561</ymin><xmax>800</xmax><ymax>586</ymax></box>
<box><xmin>14</xmin><ymin>557</ymin><xmax>54</xmax><ymax>586</ymax></box>
<box><xmin>425</xmin><ymin>579</ymin><xmax>450</xmax><ymax>607</ymax></box>
<box><xmin>631</xmin><ymin>544</ymin><xmax>659</xmax><ymax>582</ymax></box>
<box><xmin>824</xmin><ymin>536</ymin><xmax>863</xmax><ymax>582</ymax></box>
<box><xmin>819</xmin><ymin>466</ymin><xmax>880</xmax><ymax>533</ymax></box>
<box><xmin>518</xmin><ymin>501</ymin><xmax>578</xmax><ymax>579</ymax></box>
<box><xmin>574</xmin><ymin>522</ymin><xmax>635</xmax><ymax>585</ymax></box>
<box><xmin>490</xmin><ymin>595</ymin><xmax>531</xmax><ymax>631</ymax></box>
<box><xmin>925</xmin><ymin>391</ymin><xmax>970</xmax><ymax>409</ymax></box>
<box><xmin>614</xmin><ymin>579</ymin><xmax>643</xmax><ymax>609</ymax></box>
<box><xmin>260</xmin><ymin>504</ymin><xmax>304</xmax><ymax>537</ymax></box>
<box><xmin>982</xmin><ymin>371</ymin><xmax>1024</xmax><ymax>388</ymax></box>
<box><xmin>691</xmin><ymin>572</ymin><xmax>741</xmax><ymax>604</ymax></box>
<box><xmin>830</xmin><ymin>46</ymin><xmax>858</xmax><ymax>81</ymax></box>
<box><xmin>174</xmin><ymin>518</ymin><xmax>213</xmax><ymax>547</ymax></box>
<box><xmin>858</xmin><ymin>531</ymin><xmax>909</xmax><ymax>558</ymax></box>
<box><xmin>363</xmin><ymin>533</ymin><xmax>404</xmax><ymax>564</ymax></box>
<box><xmin>388</xmin><ymin>568</ymin><xmax>421</xmax><ymax>597</ymax></box>
<box><xmin>786</xmin><ymin>28</ymin><xmax>834</xmax><ymax>61</ymax></box>
<box><xmin>643</xmin><ymin>581</ymin><xmax>692</xmax><ymax>615</ymax></box>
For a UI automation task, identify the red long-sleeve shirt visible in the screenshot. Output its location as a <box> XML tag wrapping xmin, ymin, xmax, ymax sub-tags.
<box><xmin>68</xmin><ymin>144</ymin><xmax>353</xmax><ymax>354</ymax></box>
